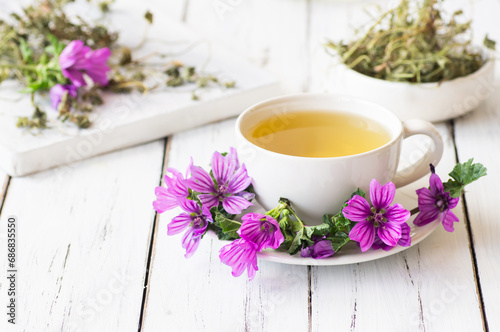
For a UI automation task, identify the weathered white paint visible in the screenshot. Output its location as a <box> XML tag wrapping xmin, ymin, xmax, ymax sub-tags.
<box><xmin>454</xmin><ymin>73</ymin><xmax>500</xmax><ymax>332</ymax></box>
<box><xmin>186</xmin><ymin>0</ymin><xmax>310</xmax><ymax>93</ymax></box>
<box><xmin>0</xmin><ymin>141</ymin><xmax>165</xmax><ymax>331</ymax></box>
<box><xmin>0</xmin><ymin>171</ymin><xmax>9</xmax><ymax>209</ymax></box>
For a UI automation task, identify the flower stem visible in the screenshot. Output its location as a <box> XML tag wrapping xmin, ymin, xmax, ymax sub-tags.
<box><xmin>410</xmin><ymin>207</ymin><xmax>420</xmax><ymax>215</ymax></box>
<box><xmin>0</xmin><ymin>63</ymin><xmax>38</xmax><ymax>71</ymax></box>
<box><xmin>0</xmin><ymin>63</ymin><xmax>60</xmax><ymax>73</ymax></box>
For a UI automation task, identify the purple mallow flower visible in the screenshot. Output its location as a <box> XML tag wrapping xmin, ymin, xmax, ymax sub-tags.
<box><xmin>220</xmin><ymin>212</ymin><xmax>284</xmax><ymax>280</ymax></box>
<box><xmin>188</xmin><ymin>151</ymin><xmax>253</xmax><ymax>215</ymax></box>
<box><xmin>238</xmin><ymin>213</ymin><xmax>284</xmax><ymax>251</ymax></box>
<box><xmin>153</xmin><ymin>160</ymin><xmax>192</xmax><ymax>213</ymax></box>
<box><xmin>59</xmin><ymin>40</ymin><xmax>111</xmax><ymax>87</ymax></box>
<box><xmin>343</xmin><ymin>179</ymin><xmax>410</xmax><ymax>252</ymax></box>
<box><xmin>301</xmin><ymin>239</ymin><xmax>335</xmax><ymax>259</ymax></box>
<box><xmin>414</xmin><ymin>170</ymin><xmax>459</xmax><ymax>232</ymax></box>
<box><xmin>49</xmin><ymin>84</ymin><xmax>78</xmax><ymax>110</ymax></box>
<box><xmin>371</xmin><ymin>223</ymin><xmax>411</xmax><ymax>251</ymax></box>
<box><xmin>167</xmin><ymin>198</ymin><xmax>212</xmax><ymax>258</ymax></box>
<box><xmin>219</xmin><ymin>239</ymin><xmax>259</xmax><ymax>280</ymax></box>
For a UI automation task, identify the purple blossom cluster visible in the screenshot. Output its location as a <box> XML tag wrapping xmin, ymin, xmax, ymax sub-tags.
<box><xmin>153</xmin><ymin>148</ymin><xmax>284</xmax><ymax>280</ymax></box>
<box><xmin>343</xmin><ymin>169</ymin><xmax>461</xmax><ymax>252</ymax></box>
<box><xmin>414</xmin><ymin>171</ymin><xmax>460</xmax><ymax>232</ymax></box>
<box><xmin>220</xmin><ymin>213</ymin><xmax>284</xmax><ymax>280</ymax></box>
<box><xmin>343</xmin><ymin>179</ymin><xmax>411</xmax><ymax>252</ymax></box>
<box><xmin>50</xmin><ymin>40</ymin><xmax>111</xmax><ymax>110</ymax></box>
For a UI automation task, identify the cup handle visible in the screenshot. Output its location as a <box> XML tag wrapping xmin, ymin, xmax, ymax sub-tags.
<box><xmin>393</xmin><ymin>119</ymin><xmax>444</xmax><ymax>188</ymax></box>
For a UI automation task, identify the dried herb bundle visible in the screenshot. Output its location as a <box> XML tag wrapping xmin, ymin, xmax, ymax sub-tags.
<box><xmin>326</xmin><ymin>0</ymin><xmax>495</xmax><ymax>83</ymax></box>
<box><xmin>0</xmin><ymin>0</ymin><xmax>235</xmax><ymax>131</ymax></box>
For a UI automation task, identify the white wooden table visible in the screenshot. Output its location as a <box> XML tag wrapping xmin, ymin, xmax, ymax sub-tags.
<box><xmin>1</xmin><ymin>0</ymin><xmax>499</xmax><ymax>331</ymax></box>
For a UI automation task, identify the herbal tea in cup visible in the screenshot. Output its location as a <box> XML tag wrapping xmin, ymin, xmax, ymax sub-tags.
<box><xmin>235</xmin><ymin>94</ymin><xmax>444</xmax><ymax>224</ymax></box>
<box><xmin>246</xmin><ymin>110</ymin><xmax>392</xmax><ymax>158</ymax></box>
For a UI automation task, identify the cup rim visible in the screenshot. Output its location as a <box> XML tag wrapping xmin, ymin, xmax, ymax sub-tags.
<box><xmin>235</xmin><ymin>93</ymin><xmax>404</xmax><ymax>161</ymax></box>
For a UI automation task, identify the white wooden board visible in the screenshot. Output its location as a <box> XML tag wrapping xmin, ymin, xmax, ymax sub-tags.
<box><xmin>0</xmin><ymin>140</ymin><xmax>165</xmax><ymax>331</ymax></box>
<box><xmin>454</xmin><ymin>66</ymin><xmax>500</xmax><ymax>332</ymax></box>
<box><xmin>0</xmin><ymin>0</ymin><xmax>280</xmax><ymax>177</ymax></box>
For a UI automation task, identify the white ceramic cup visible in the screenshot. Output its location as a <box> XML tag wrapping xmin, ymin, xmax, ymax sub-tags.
<box><xmin>235</xmin><ymin>93</ymin><xmax>444</xmax><ymax>224</ymax></box>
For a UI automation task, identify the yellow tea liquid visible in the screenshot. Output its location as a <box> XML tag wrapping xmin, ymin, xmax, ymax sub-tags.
<box><xmin>246</xmin><ymin>110</ymin><xmax>392</xmax><ymax>158</ymax></box>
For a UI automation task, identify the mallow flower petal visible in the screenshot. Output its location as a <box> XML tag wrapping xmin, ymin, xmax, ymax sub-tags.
<box><xmin>153</xmin><ymin>187</ymin><xmax>178</xmax><ymax>213</ymax></box>
<box><xmin>219</xmin><ymin>239</ymin><xmax>258</xmax><ymax>280</ymax></box>
<box><xmin>222</xmin><ymin>195</ymin><xmax>253</xmax><ymax>215</ymax></box>
<box><xmin>429</xmin><ymin>173</ymin><xmax>444</xmax><ymax>194</ymax></box>
<box><xmin>447</xmin><ymin>195</ymin><xmax>460</xmax><ymax>210</ymax></box>
<box><xmin>59</xmin><ymin>40</ymin><xmax>85</xmax><ymax>68</ymax></box>
<box><xmin>349</xmin><ymin>220</ymin><xmax>375</xmax><ymax>252</ymax></box>
<box><xmin>227</xmin><ymin>147</ymin><xmax>240</xmax><ymax>170</ymax></box>
<box><xmin>227</xmin><ymin>164</ymin><xmax>252</xmax><ymax>194</ymax></box>
<box><xmin>441</xmin><ymin>210</ymin><xmax>460</xmax><ymax>232</ymax></box>
<box><xmin>178</xmin><ymin>197</ymin><xmax>201</xmax><ymax>214</ymax></box>
<box><xmin>413</xmin><ymin>208</ymin><xmax>440</xmax><ymax>226</ymax></box>
<box><xmin>384</xmin><ymin>203</ymin><xmax>410</xmax><ymax>224</ymax></box>
<box><xmin>342</xmin><ymin>195</ymin><xmax>372</xmax><ymax>222</ymax></box>
<box><xmin>62</xmin><ymin>68</ymin><xmax>86</xmax><ymax>87</ymax></box>
<box><xmin>212</xmin><ymin>151</ymin><xmax>235</xmax><ymax>185</ymax></box>
<box><xmin>167</xmin><ymin>214</ymin><xmax>191</xmax><ymax>235</ymax></box>
<box><xmin>370</xmin><ymin>179</ymin><xmax>395</xmax><ymax>210</ymax></box>
<box><xmin>377</xmin><ymin>222</ymin><xmax>402</xmax><ymax>247</ymax></box>
<box><xmin>416</xmin><ymin>187</ymin><xmax>438</xmax><ymax>207</ymax></box>
<box><xmin>198</xmin><ymin>194</ymin><xmax>220</xmax><ymax>210</ymax></box>
<box><xmin>182</xmin><ymin>230</ymin><xmax>201</xmax><ymax>258</ymax></box>
<box><xmin>310</xmin><ymin>240</ymin><xmax>335</xmax><ymax>259</ymax></box>
<box><xmin>238</xmin><ymin>213</ymin><xmax>283</xmax><ymax>251</ymax></box>
<box><xmin>188</xmin><ymin>165</ymin><xmax>216</xmax><ymax>193</ymax></box>
<box><xmin>398</xmin><ymin>223</ymin><xmax>412</xmax><ymax>247</ymax></box>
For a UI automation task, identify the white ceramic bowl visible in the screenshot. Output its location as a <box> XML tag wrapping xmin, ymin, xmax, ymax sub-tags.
<box><xmin>331</xmin><ymin>56</ymin><xmax>495</xmax><ymax>122</ymax></box>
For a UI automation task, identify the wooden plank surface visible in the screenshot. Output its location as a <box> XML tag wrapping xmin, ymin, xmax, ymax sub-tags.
<box><xmin>0</xmin><ymin>140</ymin><xmax>165</xmax><ymax>331</ymax></box>
<box><xmin>142</xmin><ymin>119</ymin><xmax>310</xmax><ymax>331</ymax></box>
<box><xmin>0</xmin><ymin>171</ymin><xmax>9</xmax><ymax>212</ymax></box>
<box><xmin>454</xmin><ymin>82</ymin><xmax>500</xmax><ymax>331</ymax></box>
<box><xmin>185</xmin><ymin>0</ymin><xmax>310</xmax><ymax>93</ymax></box>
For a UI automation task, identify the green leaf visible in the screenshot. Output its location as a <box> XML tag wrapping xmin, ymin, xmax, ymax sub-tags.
<box><xmin>351</xmin><ymin>188</ymin><xmax>366</xmax><ymax>198</ymax></box>
<box><xmin>330</xmin><ymin>231</ymin><xmax>351</xmax><ymax>252</ymax></box>
<box><xmin>144</xmin><ymin>10</ymin><xmax>153</xmax><ymax>24</ymax></box>
<box><xmin>288</xmin><ymin>228</ymin><xmax>304</xmax><ymax>255</ymax></box>
<box><xmin>309</xmin><ymin>223</ymin><xmax>331</xmax><ymax>237</ymax></box>
<box><xmin>19</xmin><ymin>38</ymin><xmax>33</xmax><ymax>63</ymax></box>
<box><xmin>207</xmin><ymin>223</ymin><xmax>235</xmax><ymax>241</ymax></box>
<box><xmin>45</xmin><ymin>34</ymin><xmax>66</xmax><ymax>56</ymax></box>
<box><xmin>289</xmin><ymin>217</ymin><xmax>303</xmax><ymax>233</ymax></box>
<box><xmin>443</xmin><ymin>159</ymin><xmax>487</xmax><ymax>197</ymax></box>
<box><xmin>214</xmin><ymin>210</ymin><xmax>240</xmax><ymax>239</ymax></box>
<box><xmin>484</xmin><ymin>34</ymin><xmax>496</xmax><ymax>50</ymax></box>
